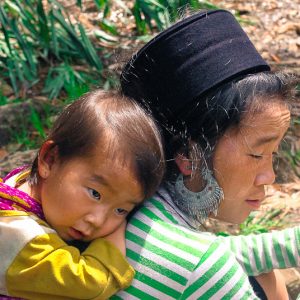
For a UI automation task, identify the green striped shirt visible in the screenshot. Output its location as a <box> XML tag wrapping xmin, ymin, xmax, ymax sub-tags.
<box><xmin>112</xmin><ymin>189</ymin><xmax>300</xmax><ymax>299</ymax></box>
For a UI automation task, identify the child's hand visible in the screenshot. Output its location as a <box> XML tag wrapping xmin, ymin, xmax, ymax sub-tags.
<box><xmin>103</xmin><ymin>221</ymin><xmax>127</xmax><ymax>256</ymax></box>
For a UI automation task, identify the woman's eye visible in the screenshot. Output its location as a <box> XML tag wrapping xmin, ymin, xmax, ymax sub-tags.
<box><xmin>249</xmin><ymin>154</ymin><xmax>263</xmax><ymax>160</ymax></box>
<box><xmin>115</xmin><ymin>208</ymin><xmax>128</xmax><ymax>216</ymax></box>
<box><xmin>88</xmin><ymin>188</ymin><xmax>101</xmax><ymax>200</ymax></box>
<box><xmin>272</xmin><ymin>152</ymin><xmax>279</xmax><ymax>163</ymax></box>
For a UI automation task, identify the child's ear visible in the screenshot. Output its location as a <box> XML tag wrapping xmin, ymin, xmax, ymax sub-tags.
<box><xmin>38</xmin><ymin>140</ymin><xmax>59</xmax><ymax>179</ymax></box>
<box><xmin>174</xmin><ymin>154</ymin><xmax>193</xmax><ymax>176</ymax></box>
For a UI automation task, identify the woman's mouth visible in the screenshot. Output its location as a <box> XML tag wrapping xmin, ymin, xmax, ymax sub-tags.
<box><xmin>245</xmin><ymin>199</ymin><xmax>262</xmax><ymax>209</ymax></box>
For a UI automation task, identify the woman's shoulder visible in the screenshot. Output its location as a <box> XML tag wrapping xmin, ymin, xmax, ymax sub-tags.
<box><xmin>127</xmin><ymin>194</ymin><xmax>219</xmax><ymax>257</ymax></box>
<box><xmin>123</xmin><ymin>202</ymin><xmax>242</xmax><ymax>299</ymax></box>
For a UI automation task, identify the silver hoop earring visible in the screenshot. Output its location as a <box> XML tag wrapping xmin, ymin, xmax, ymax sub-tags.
<box><xmin>173</xmin><ymin>169</ymin><xmax>224</xmax><ymax>223</ymax></box>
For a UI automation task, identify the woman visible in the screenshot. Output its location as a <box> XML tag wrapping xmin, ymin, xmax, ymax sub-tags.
<box><xmin>112</xmin><ymin>9</ymin><xmax>298</xmax><ymax>299</ymax></box>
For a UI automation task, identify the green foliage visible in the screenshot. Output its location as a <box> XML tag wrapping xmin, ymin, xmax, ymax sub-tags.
<box><xmin>29</xmin><ymin>107</ymin><xmax>47</xmax><ymax>139</ymax></box>
<box><xmin>132</xmin><ymin>0</ymin><xmax>219</xmax><ymax>34</ymax></box>
<box><xmin>83</xmin><ymin>0</ymin><xmax>219</xmax><ymax>35</ymax></box>
<box><xmin>10</xmin><ymin>104</ymin><xmax>53</xmax><ymax>150</ymax></box>
<box><xmin>216</xmin><ymin>208</ymin><xmax>286</xmax><ymax>237</ymax></box>
<box><xmin>0</xmin><ymin>92</ymin><xmax>23</xmax><ymax>106</ymax></box>
<box><xmin>13</xmin><ymin>127</ymin><xmax>40</xmax><ymax>149</ymax></box>
<box><xmin>0</xmin><ymin>0</ymin><xmax>240</xmax><ymax>99</ymax></box>
<box><xmin>283</xmin><ymin>148</ymin><xmax>300</xmax><ymax>177</ymax></box>
<box><xmin>280</xmin><ymin>118</ymin><xmax>300</xmax><ymax>177</ymax></box>
<box><xmin>0</xmin><ymin>0</ymin><xmax>103</xmax><ymax>97</ymax></box>
<box><xmin>43</xmin><ymin>63</ymin><xmax>95</xmax><ymax>100</ymax></box>
<box><xmin>0</xmin><ymin>93</ymin><xmax>8</xmax><ymax>106</ymax></box>
<box><xmin>238</xmin><ymin>208</ymin><xmax>284</xmax><ymax>235</ymax></box>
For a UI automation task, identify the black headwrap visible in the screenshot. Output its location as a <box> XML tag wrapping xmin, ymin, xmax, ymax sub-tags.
<box><xmin>121</xmin><ymin>9</ymin><xmax>270</xmax><ymax>124</ymax></box>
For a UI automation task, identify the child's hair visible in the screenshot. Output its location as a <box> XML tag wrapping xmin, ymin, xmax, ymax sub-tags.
<box><xmin>29</xmin><ymin>89</ymin><xmax>165</xmax><ymax>199</ymax></box>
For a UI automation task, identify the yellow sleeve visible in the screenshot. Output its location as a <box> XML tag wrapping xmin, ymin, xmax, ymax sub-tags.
<box><xmin>6</xmin><ymin>233</ymin><xmax>135</xmax><ymax>300</ymax></box>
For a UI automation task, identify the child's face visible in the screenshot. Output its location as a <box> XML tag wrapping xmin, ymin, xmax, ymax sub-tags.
<box><xmin>38</xmin><ymin>144</ymin><xmax>144</xmax><ymax>242</ymax></box>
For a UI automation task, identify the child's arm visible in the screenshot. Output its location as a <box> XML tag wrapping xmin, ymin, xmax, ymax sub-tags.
<box><xmin>0</xmin><ymin>215</ymin><xmax>134</xmax><ymax>300</ymax></box>
<box><xmin>103</xmin><ymin>221</ymin><xmax>127</xmax><ymax>255</ymax></box>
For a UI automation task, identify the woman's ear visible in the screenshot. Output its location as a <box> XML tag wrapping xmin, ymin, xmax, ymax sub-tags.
<box><xmin>38</xmin><ymin>140</ymin><xmax>59</xmax><ymax>179</ymax></box>
<box><xmin>174</xmin><ymin>154</ymin><xmax>193</xmax><ymax>176</ymax></box>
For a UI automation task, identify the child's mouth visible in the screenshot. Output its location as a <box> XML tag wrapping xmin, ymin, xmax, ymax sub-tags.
<box><xmin>68</xmin><ymin>227</ymin><xmax>84</xmax><ymax>240</ymax></box>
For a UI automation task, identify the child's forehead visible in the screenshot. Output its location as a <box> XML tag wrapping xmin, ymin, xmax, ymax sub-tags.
<box><xmin>89</xmin><ymin>139</ymin><xmax>136</xmax><ymax>170</ymax></box>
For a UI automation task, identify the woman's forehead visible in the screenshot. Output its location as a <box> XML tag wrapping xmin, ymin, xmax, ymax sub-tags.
<box><xmin>236</xmin><ymin>103</ymin><xmax>290</xmax><ymax>146</ymax></box>
<box><xmin>221</xmin><ymin>101</ymin><xmax>290</xmax><ymax>146</ymax></box>
<box><xmin>241</xmin><ymin>100</ymin><xmax>290</xmax><ymax>128</ymax></box>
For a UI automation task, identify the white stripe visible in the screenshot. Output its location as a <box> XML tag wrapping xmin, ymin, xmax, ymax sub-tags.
<box><xmin>138</xmin><ymin>201</ymin><xmax>215</xmax><ymax>242</ymax></box>
<box><xmin>127</xmin><ymin>222</ymin><xmax>201</xmax><ymax>265</ymax></box>
<box><xmin>142</xmin><ymin>202</ymin><xmax>174</xmax><ymax>223</ymax></box>
<box><xmin>126</xmin><ymin>233</ymin><xmax>191</xmax><ymax>279</ymax></box>
<box><xmin>231</xmin><ymin>279</ymin><xmax>257</xmax><ymax>300</ymax></box>
<box><xmin>186</xmin><ymin>241</ymin><xmax>225</xmax><ymax>286</ymax></box>
<box><xmin>242</xmin><ymin>235</ymin><xmax>258</xmax><ymax>274</ymax></box>
<box><xmin>128</xmin><ymin>278</ymin><xmax>175</xmax><ymax>300</ymax></box>
<box><xmin>276</xmin><ymin>230</ymin><xmax>291</xmax><ymax>267</ymax></box>
<box><xmin>115</xmin><ymin>290</ymin><xmax>140</xmax><ymax>300</ymax></box>
<box><xmin>264</xmin><ymin>233</ymin><xmax>279</xmax><ymax>268</ymax></box>
<box><xmin>152</xmin><ymin>221</ymin><xmax>213</xmax><ymax>252</ymax></box>
<box><xmin>289</xmin><ymin>228</ymin><xmax>300</xmax><ymax>265</ymax></box>
<box><xmin>188</xmin><ymin>249</ymin><xmax>236</xmax><ymax>298</ymax></box>
<box><xmin>283</xmin><ymin>228</ymin><xmax>299</xmax><ymax>267</ymax></box>
<box><xmin>126</xmin><ymin>240</ymin><xmax>186</xmax><ymax>292</ymax></box>
<box><xmin>126</xmin><ymin>225</ymin><xmax>195</xmax><ymax>277</ymax></box>
<box><xmin>229</xmin><ymin>236</ymin><xmax>248</xmax><ymax>273</ymax></box>
<box><xmin>133</xmin><ymin>212</ymin><xmax>213</xmax><ymax>255</ymax></box>
<box><xmin>210</xmin><ymin>264</ymin><xmax>249</xmax><ymax>299</ymax></box>
<box><xmin>253</xmin><ymin>234</ymin><xmax>266</xmax><ymax>273</ymax></box>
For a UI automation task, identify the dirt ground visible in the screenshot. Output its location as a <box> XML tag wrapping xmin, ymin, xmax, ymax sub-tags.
<box><xmin>213</xmin><ymin>0</ymin><xmax>299</xmax><ymax>67</ymax></box>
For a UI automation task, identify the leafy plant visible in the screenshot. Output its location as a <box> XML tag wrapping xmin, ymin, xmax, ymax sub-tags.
<box><xmin>283</xmin><ymin>148</ymin><xmax>300</xmax><ymax>177</ymax></box>
<box><xmin>10</xmin><ymin>104</ymin><xmax>53</xmax><ymax>150</ymax></box>
<box><xmin>29</xmin><ymin>107</ymin><xmax>47</xmax><ymax>139</ymax></box>
<box><xmin>132</xmin><ymin>0</ymin><xmax>220</xmax><ymax>34</ymax></box>
<box><xmin>43</xmin><ymin>63</ymin><xmax>96</xmax><ymax>100</ymax></box>
<box><xmin>238</xmin><ymin>208</ymin><xmax>284</xmax><ymax>235</ymax></box>
<box><xmin>279</xmin><ymin>118</ymin><xmax>300</xmax><ymax>178</ymax></box>
<box><xmin>216</xmin><ymin>208</ymin><xmax>286</xmax><ymax>237</ymax></box>
<box><xmin>0</xmin><ymin>93</ymin><xmax>8</xmax><ymax>106</ymax></box>
<box><xmin>0</xmin><ymin>0</ymin><xmax>103</xmax><ymax>97</ymax></box>
<box><xmin>13</xmin><ymin>127</ymin><xmax>40</xmax><ymax>150</ymax></box>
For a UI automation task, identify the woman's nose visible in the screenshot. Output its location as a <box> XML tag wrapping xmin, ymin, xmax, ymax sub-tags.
<box><xmin>255</xmin><ymin>159</ymin><xmax>276</xmax><ymax>186</ymax></box>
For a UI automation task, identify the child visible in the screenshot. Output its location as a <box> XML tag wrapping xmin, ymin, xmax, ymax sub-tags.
<box><xmin>0</xmin><ymin>90</ymin><xmax>165</xmax><ymax>299</ymax></box>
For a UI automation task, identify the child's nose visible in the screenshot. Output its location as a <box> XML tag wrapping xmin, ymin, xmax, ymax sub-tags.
<box><xmin>94</xmin><ymin>208</ymin><xmax>109</xmax><ymax>228</ymax></box>
<box><xmin>85</xmin><ymin>210</ymin><xmax>107</xmax><ymax>229</ymax></box>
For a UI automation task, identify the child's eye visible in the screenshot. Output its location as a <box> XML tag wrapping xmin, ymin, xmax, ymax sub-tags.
<box><xmin>88</xmin><ymin>188</ymin><xmax>101</xmax><ymax>201</ymax></box>
<box><xmin>115</xmin><ymin>208</ymin><xmax>128</xmax><ymax>216</ymax></box>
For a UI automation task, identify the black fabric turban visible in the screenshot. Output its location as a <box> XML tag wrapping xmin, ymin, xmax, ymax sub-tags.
<box><xmin>121</xmin><ymin>9</ymin><xmax>270</xmax><ymax>118</ymax></box>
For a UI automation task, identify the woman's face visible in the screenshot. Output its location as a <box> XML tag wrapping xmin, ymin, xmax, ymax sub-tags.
<box><xmin>212</xmin><ymin>99</ymin><xmax>290</xmax><ymax>224</ymax></box>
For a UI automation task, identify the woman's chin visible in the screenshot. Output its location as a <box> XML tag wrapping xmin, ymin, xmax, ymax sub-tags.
<box><xmin>212</xmin><ymin>213</ymin><xmax>249</xmax><ymax>225</ymax></box>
